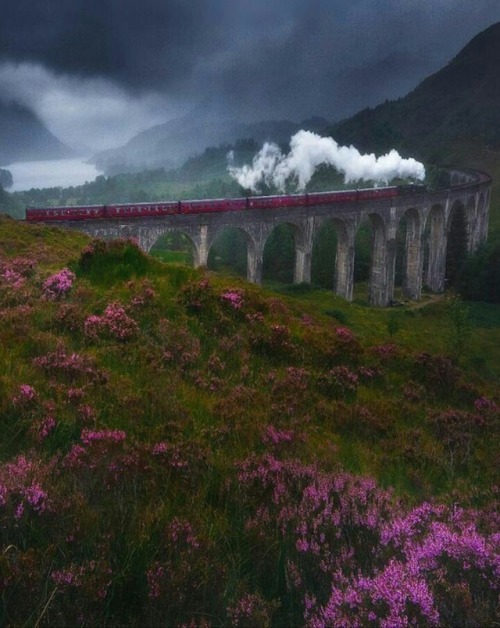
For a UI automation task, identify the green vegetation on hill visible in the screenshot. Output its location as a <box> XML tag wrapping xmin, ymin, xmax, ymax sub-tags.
<box><xmin>0</xmin><ymin>215</ymin><xmax>498</xmax><ymax>626</ymax></box>
<box><xmin>332</xmin><ymin>22</ymin><xmax>500</xmax><ymax>160</ymax></box>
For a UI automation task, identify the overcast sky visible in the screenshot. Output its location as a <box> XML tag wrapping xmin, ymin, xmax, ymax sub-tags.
<box><xmin>1</xmin><ymin>0</ymin><xmax>500</xmax><ymax>152</ymax></box>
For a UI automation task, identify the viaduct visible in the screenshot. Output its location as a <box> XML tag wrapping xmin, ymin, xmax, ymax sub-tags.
<box><xmin>56</xmin><ymin>167</ymin><xmax>491</xmax><ymax>306</ymax></box>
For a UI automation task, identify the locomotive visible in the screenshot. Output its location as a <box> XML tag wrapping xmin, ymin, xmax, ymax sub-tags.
<box><xmin>25</xmin><ymin>184</ymin><xmax>427</xmax><ymax>223</ymax></box>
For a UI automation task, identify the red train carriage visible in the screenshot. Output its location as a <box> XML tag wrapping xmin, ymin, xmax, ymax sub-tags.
<box><xmin>26</xmin><ymin>205</ymin><xmax>105</xmax><ymax>221</ymax></box>
<box><xmin>25</xmin><ymin>185</ymin><xmax>421</xmax><ymax>223</ymax></box>
<box><xmin>247</xmin><ymin>194</ymin><xmax>307</xmax><ymax>210</ymax></box>
<box><xmin>357</xmin><ymin>186</ymin><xmax>399</xmax><ymax>201</ymax></box>
<box><xmin>180</xmin><ymin>197</ymin><xmax>247</xmax><ymax>213</ymax></box>
<box><xmin>25</xmin><ymin>208</ymin><xmax>48</xmax><ymax>221</ymax></box>
<box><xmin>307</xmin><ymin>190</ymin><xmax>358</xmax><ymax>205</ymax></box>
<box><xmin>106</xmin><ymin>202</ymin><xmax>180</xmax><ymax>218</ymax></box>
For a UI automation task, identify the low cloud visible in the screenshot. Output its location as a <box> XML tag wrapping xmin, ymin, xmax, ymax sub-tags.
<box><xmin>0</xmin><ymin>62</ymin><xmax>178</xmax><ymax>152</ymax></box>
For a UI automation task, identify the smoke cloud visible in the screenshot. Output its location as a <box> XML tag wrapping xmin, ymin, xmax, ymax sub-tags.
<box><xmin>228</xmin><ymin>130</ymin><xmax>426</xmax><ymax>192</ymax></box>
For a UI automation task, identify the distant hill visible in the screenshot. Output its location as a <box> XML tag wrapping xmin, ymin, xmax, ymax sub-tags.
<box><xmin>0</xmin><ymin>101</ymin><xmax>73</xmax><ymax>166</ymax></box>
<box><xmin>91</xmin><ymin>114</ymin><xmax>330</xmax><ymax>176</ymax></box>
<box><xmin>332</xmin><ymin>22</ymin><xmax>500</xmax><ymax>161</ymax></box>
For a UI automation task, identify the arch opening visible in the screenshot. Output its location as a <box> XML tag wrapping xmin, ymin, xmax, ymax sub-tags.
<box><xmin>311</xmin><ymin>221</ymin><xmax>340</xmax><ymax>289</ymax></box>
<box><xmin>149</xmin><ymin>231</ymin><xmax>195</xmax><ymax>266</ymax></box>
<box><xmin>207</xmin><ymin>227</ymin><xmax>249</xmax><ymax>278</ymax></box>
<box><xmin>445</xmin><ymin>201</ymin><xmax>468</xmax><ymax>288</ymax></box>
<box><xmin>353</xmin><ymin>216</ymin><xmax>371</xmax><ymax>290</ymax></box>
<box><xmin>262</xmin><ymin>223</ymin><xmax>297</xmax><ymax>285</ymax></box>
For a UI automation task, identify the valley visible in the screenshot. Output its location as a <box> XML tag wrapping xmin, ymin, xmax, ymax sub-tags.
<box><xmin>1</xmin><ymin>15</ymin><xmax>499</xmax><ymax>627</ymax></box>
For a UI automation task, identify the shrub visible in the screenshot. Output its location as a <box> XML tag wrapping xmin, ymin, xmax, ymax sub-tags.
<box><xmin>317</xmin><ymin>366</ymin><xmax>359</xmax><ymax>400</ymax></box>
<box><xmin>84</xmin><ymin>302</ymin><xmax>139</xmax><ymax>342</ymax></box>
<box><xmin>235</xmin><ymin>455</ymin><xmax>500</xmax><ymax>627</ymax></box>
<box><xmin>457</xmin><ymin>242</ymin><xmax>500</xmax><ymax>303</ymax></box>
<box><xmin>325</xmin><ymin>309</ymin><xmax>348</xmax><ymax>324</ymax></box>
<box><xmin>78</xmin><ymin>239</ymin><xmax>150</xmax><ymax>284</ymax></box>
<box><xmin>42</xmin><ymin>268</ymin><xmax>75</xmax><ymax>300</ymax></box>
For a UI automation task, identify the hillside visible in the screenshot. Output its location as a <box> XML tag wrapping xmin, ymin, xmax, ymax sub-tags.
<box><xmin>332</xmin><ymin>22</ymin><xmax>500</xmax><ymax>160</ymax></box>
<box><xmin>0</xmin><ymin>215</ymin><xmax>499</xmax><ymax>625</ymax></box>
<box><xmin>91</xmin><ymin>114</ymin><xmax>329</xmax><ymax>175</ymax></box>
<box><xmin>0</xmin><ymin>101</ymin><xmax>73</xmax><ymax>166</ymax></box>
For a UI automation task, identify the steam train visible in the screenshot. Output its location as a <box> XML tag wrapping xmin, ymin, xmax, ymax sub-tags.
<box><xmin>25</xmin><ymin>185</ymin><xmax>427</xmax><ymax>223</ymax></box>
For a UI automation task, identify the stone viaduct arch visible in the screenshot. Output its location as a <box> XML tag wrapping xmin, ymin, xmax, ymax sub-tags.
<box><xmin>49</xmin><ymin>167</ymin><xmax>492</xmax><ymax>306</ymax></box>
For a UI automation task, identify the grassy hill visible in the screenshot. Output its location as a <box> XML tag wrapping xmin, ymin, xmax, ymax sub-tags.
<box><xmin>0</xmin><ymin>214</ymin><xmax>498</xmax><ymax>626</ymax></box>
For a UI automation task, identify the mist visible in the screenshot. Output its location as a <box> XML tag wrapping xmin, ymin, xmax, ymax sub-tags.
<box><xmin>0</xmin><ymin>62</ymin><xmax>177</xmax><ymax>152</ymax></box>
<box><xmin>228</xmin><ymin>130</ymin><xmax>426</xmax><ymax>192</ymax></box>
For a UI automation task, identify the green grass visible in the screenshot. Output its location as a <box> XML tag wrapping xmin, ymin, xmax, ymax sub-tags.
<box><xmin>0</xmin><ymin>215</ymin><xmax>499</xmax><ymax>626</ymax></box>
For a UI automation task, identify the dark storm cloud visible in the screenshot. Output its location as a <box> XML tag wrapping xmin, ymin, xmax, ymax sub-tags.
<box><xmin>181</xmin><ymin>0</ymin><xmax>500</xmax><ymax>121</ymax></box>
<box><xmin>0</xmin><ymin>0</ymin><xmax>215</xmax><ymax>89</ymax></box>
<box><xmin>2</xmin><ymin>0</ymin><xmax>500</xmax><ymax>149</ymax></box>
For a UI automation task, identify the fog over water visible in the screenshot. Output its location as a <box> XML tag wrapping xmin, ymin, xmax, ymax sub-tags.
<box><xmin>6</xmin><ymin>158</ymin><xmax>103</xmax><ymax>192</ymax></box>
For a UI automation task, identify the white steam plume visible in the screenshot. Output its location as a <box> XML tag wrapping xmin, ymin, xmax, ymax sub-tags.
<box><xmin>228</xmin><ymin>130</ymin><xmax>425</xmax><ymax>192</ymax></box>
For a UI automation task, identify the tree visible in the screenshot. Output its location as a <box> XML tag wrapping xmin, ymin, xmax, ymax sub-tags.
<box><xmin>457</xmin><ymin>243</ymin><xmax>500</xmax><ymax>303</ymax></box>
<box><xmin>0</xmin><ymin>169</ymin><xmax>13</xmax><ymax>189</ymax></box>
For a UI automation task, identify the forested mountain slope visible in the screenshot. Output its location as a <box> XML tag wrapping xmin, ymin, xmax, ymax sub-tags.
<box><xmin>332</xmin><ymin>22</ymin><xmax>500</xmax><ymax>159</ymax></box>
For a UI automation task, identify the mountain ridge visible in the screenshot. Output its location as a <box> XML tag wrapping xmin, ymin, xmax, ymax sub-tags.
<box><xmin>331</xmin><ymin>21</ymin><xmax>500</xmax><ymax>159</ymax></box>
<box><xmin>0</xmin><ymin>100</ymin><xmax>73</xmax><ymax>166</ymax></box>
<box><xmin>90</xmin><ymin>114</ymin><xmax>330</xmax><ymax>176</ymax></box>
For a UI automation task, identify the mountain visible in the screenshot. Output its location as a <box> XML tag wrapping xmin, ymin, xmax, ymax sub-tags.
<box><xmin>332</xmin><ymin>22</ymin><xmax>500</xmax><ymax>160</ymax></box>
<box><xmin>0</xmin><ymin>101</ymin><xmax>73</xmax><ymax>166</ymax></box>
<box><xmin>91</xmin><ymin>114</ymin><xmax>329</xmax><ymax>176</ymax></box>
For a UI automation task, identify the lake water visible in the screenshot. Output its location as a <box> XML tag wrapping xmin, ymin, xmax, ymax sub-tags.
<box><xmin>5</xmin><ymin>158</ymin><xmax>104</xmax><ymax>192</ymax></box>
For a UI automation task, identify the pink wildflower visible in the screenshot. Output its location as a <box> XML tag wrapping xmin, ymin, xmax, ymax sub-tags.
<box><xmin>38</xmin><ymin>416</ymin><xmax>56</xmax><ymax>441</ymax></box>
<box><xmin>221</xmin><ymin>290</ymin><xmax>244</xmax><ymax>310</ymax></box>
<box><xmin>13</xmin><ymin>383</ymin><xmax>37</xmax><ymax>405</ymax></box>
<box><xmin>336</xmin><ymin>326</ymin><xmax>355</xmax><ymax>342</ymax></box>
<box><xmin>262</xmin><ymin>425</ymin><xmax>295</xmax><ymax>446</ymax></box>
<box><xmin>81</xmin><ymin>429</ymin><xmax>126</xmax><ymax>445</ymax></box>
<box><xmin>42</xmin><ymin>268</ymin><xmax>75</xmax><ymax>300</ymax></box>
